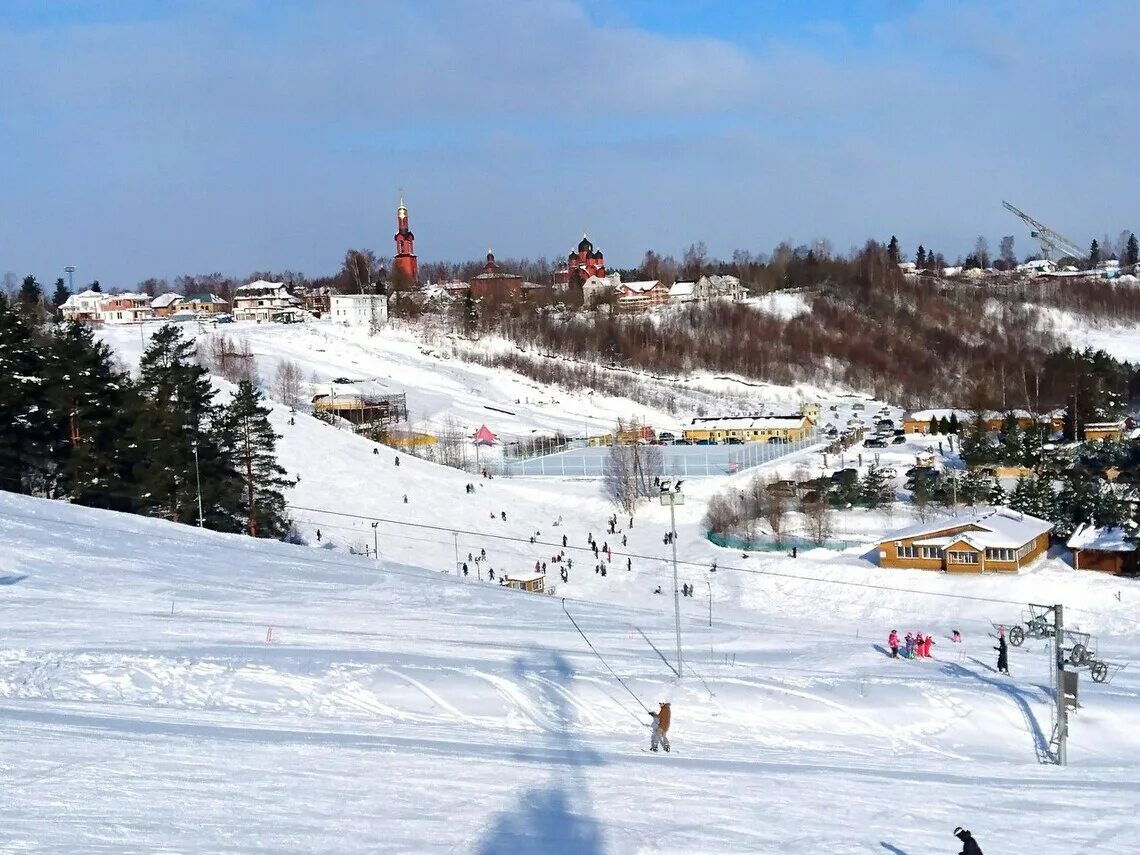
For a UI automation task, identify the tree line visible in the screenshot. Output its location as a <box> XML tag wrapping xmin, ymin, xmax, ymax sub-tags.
<box><xmin>0</xmin><ymin>295</ymin><xmax>293</xmax><ymax>538</ymax></box>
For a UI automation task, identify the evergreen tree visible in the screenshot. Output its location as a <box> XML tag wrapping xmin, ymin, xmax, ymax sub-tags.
<box><xmin>18</xmin><ymin>275</ymin><xmax>44</xmax><ymax>322</ymax></box>
<box><xmin>132</xmin><ymin>325</ymin><xmax>238</xmax><ymax>528</ymax></box>
<box><xmin>1055</xmin><ymin>475</ymin><xmax>1099</xmax><ymax>538</ymax></box>
<box><xmin>859</xmin><ymin>465</ymin><xmax>891</xmax><ymax>509</ymax></box>
<box><xmin>996</xmin><ymin>413</ymin><xmax>1024</xmax><ymax>465</ymax></box>
<box><xmin>1126</xmin><ymin>233</ymin><xmax>1139</xmax><ymax>268</ymax></box>
<box><xmin>958</xmin><ymin>467</ymin><xmax>990</xmax><ymax>506</ymax></box>
<box><xmin>51</xmin><ymin>278</ymin><xmax>70</xmax><ymax>310</ymax></box>
<box><xmin>887</xmin><ymin>236</ymin><xmax>900</xmax><ymax>264</ymax></box>
<box><xmin>988</xmin><ymin>478</ymin><xmax>1007</xmax><ymax>505</ymax></box>
<box><xmin>225</xmin><ymin>380</ymin><xmax>294</xmax><ymax>538</ymax></box>
<box><xmin>948</xmin><ymin>412</ymin><xmax>961</xmax><ymax>435</ymax></box>
<box><xmin>1089</xmin><ymin>238</ymin><xmax>1101</xmax><ymax>268</ymax></box>
<box><xmin>928</xmin><ymin>415</ymin><xmax>938</xmax><ymax>435</ymax></box>
<box><xmin>42</xmin><ymin>321</ymin><xmax>142</xmax><ymax>510</ymax></box>
<box><xmin>462</xmin><ymin>290</ymin><xmax>478</xmax><ymax>337</ymax></box>
<box><xmin>0</xmin><ymin>295</ymin><xmax>51</xmax><ymax>493</ymax></box>
<box><xmin>915</xmin><ymin>245</ymin><xmax>927</xmax><ymax>268</ymax></box>
<box><xmin>938</xmin><ymin>415</ymin><xmax>951</xmax><ymax>434</ymax></box>
<box><xmin>90</xmin><ymin>281</ymin><xmax>102</xmax><ymax>293</ymax></box>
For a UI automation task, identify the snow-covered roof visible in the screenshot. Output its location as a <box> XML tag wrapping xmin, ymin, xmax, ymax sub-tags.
<box><xmin>906</xmin><ymin>408</ymin><xmax>1039</xmax><ymax>423</ymax></box>
<box><xmin>880</xmin><ymin>508</ymin><xmax>1052</xmax><ymax>548</ymax></box>
<box><xmin>1067</xmin><ymin>523</ymin><xmax>1135</xmax><ymax>552</ymax></box>
<box><xmin>503</xmin><ymin>573</ymin><xmax>544</xmax><ymax>584</ymax></box>
<box><xmin>106</xmin><ymin>292</ymin><xmax>150</xmax><ymax>302</ymax></box>
<box><xmin>620</xmin><ymin>280</ymin><xmax>663</xmax><ymax>293</ymax></box>
<box><xmin>1019</xmin><ymin>259</ymin><xmax>1056</xmax><ymax>271</ymax></box>
<box><xmin>151</xmin><ymin>293</ymin><xmax>182</xmax><ymax>308</ymax></box>
<box><xmin>669</xmin><ymin>281</ymin><xmax>695</xmax><ymax>297</ymax></box>
<box><xmin>236</xmin><ymin>280</ymin><xmax>287</xmax><ymax>294</ymax></box>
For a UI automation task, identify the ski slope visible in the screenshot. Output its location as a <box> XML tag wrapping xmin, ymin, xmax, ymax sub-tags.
<box><xmin>3</xmin><ymin>490</ymin><xmax>1140</xmax><ymax>853</ymax></box>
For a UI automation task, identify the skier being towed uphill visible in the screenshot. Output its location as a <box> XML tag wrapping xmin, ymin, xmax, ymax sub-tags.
<box><xmin>648</xmin><ymin>702</ymin><xmax>671</xmax><ymax>752</ymax></box>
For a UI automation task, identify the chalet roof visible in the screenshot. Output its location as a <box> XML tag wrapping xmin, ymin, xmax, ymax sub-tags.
<box><xmin>620</xmin><ymin>280</ymin><xmax>664</xmax><ymax>293</ymax></box>
<box><xmin>185</xmin><ymin>293</ymin><xmax>228</xmax><ymax>305</ymax></box>
<box><xmin>151</xmin><ymin>293</ymin><xmax>182</xmax><ymax>308</ymax></box>
<box><xmin>236</xmin><ymin>280</ymin><xmax>288</xmax><ymax>295</ymax></box>
<box><xmin>689</xmin><ymin>415</ymin><xmax>809</xmax><ymax>430</ymax></box>
<box><xmin>1067</xmin><ymin>523</ymin><xmax>1135</xmax><ymax>552</ymax></box>
<box><xmin>669</xmin><ymin>281</ymin><xmax>696</xmax><ymax>297</ymax></box>
<box><xmin>880</xmin><ymin>508</ymin><xmax>1052</xmax><ymax>548</ymax></box>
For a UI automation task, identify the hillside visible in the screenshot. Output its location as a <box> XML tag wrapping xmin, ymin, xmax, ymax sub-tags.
<box><xmin>2</xmin><ymin>491</ymin><xmax>1139</xmax><ymax>852</ymax></box>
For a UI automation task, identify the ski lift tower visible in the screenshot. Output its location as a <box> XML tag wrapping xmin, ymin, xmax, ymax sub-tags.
<box><xmin>1002</xmin><ymin>200</ymin><xmax>1086</xmax><ymax>262</ymax></box>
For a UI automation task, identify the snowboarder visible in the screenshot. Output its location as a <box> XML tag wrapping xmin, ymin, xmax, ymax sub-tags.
<box><xmin>888</xmin><ymin>630</ymin><xmax>900</xmax><ymax>658</ymax></box>
<box><xmin>995</xmin><ymin>629</ymin><xmax>1009</xmax><ymax>675</ymax></box>
<box><xmin>649</xmin><ymin>702</ymin><xmax>671</xmax><ymax>752</ymax></box>
<box><xmin>953</xmin><ymin>826</ymin><xmax>983</xmax><ymax>855</ymax></box>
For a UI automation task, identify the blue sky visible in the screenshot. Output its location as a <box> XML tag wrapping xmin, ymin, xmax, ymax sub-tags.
<box><xmin>2</xmin><ymin>0</ymin><xmax>1137</xmax><ymax>286</ymax></box>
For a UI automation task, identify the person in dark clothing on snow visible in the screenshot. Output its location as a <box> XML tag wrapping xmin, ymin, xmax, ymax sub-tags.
<box><xmin>621</xmin><ymin>534</ymin><xmax>627</xmax><ymax>547</ymax></box>
<box><xmin>488</xmin><ymin>569</ymin><xmax>494</xmax><ymax>581</ymax></box>
<box><xmin>501</xmin><ymin>511</ymin><xmax>506</xmax><ymax>521</ymax></box>
<box><xmin>995</xmin><ymin>630</ymin><xmax>1009</xmax><ymax>675</ymax></box>
<box><xmin>394</xmin><ymin>456</ymin><xmax>400</xmax><ymax>466</ymax></box>
<box><xmin>562</xmin><ymin>534</ymin><xmax>568</xmax><ymax>548</ymax></box>
<box><xmin>462</xmin><ymin>563</ymin><xmax>469</xmax><ymax>576</ymax></box>
<box><xmin>316</xmin><ymin>529</ymin><xmax>322</xmax><ymax>542</ymax></box>
<box><xmin>954</xmin><ymin>826</ymin><xmax>983</xmax><ymax>855</ymax></box>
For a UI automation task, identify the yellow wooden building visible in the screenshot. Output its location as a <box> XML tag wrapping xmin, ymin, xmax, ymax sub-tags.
<box><xmin>683</xmin><ymin>415</ymin><xmax>814</xmax><ymax>444</ymax></box>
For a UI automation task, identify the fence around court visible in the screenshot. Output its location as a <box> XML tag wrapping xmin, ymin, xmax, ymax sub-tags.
<box><xmin>498</xmin><ymin>431</ymin><xmax>823</xmax><ymax>478</ymax></box>
<box><xmin>705</xmin><ymin>530</ymin><xmax>869</xmax><ymax>554</ymax></box>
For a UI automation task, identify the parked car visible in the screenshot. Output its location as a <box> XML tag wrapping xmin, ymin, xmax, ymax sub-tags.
<box><xmin>726</xmin><ymin>437</ymin><xmax>743</xmax><ymax>445</ymax></box>
<box><xmin>864</xmin><ymin>438</ymin><xmax>887</xmax><ymax>448</ymax></box>
<box><xmin>695</xmin><ymin>439</ymin><xmax>713</xmax><ymax>445</ymax></box>
<box><xmin>768</xmin><ymin>436</ymin><xmax>790</xmax><ymax>444</ymax></box>
<box><xmin>891</xmin><ymin>435</ymin><xmax>907</xmax><ymax>444</ymax></box>
<box><xmin>672</xmin><ymin>438</ymin><xmax>691</xmax><ymax>445</ymax></box>
<box><xmin>658</xmin><ymin>432</ymin><xmax>675</xmax><ymax>442</ymax></box>
<box><xmin>879</xmin><ymin>467</ymin><xmax>897</xmax><ymax>478</ymax></box>
<box><xmin>831</xmin><ymin>468</ymin><xmax>858</xmax><ymax>482</ymax></box>
<box><xmin>214</xmin><ymin>314</ymin><xmax>233</xmax><ymax>324</ymax></box>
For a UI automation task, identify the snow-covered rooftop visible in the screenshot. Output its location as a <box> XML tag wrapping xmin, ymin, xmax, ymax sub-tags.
<box><xmin>881</xmin><ymin>508</ymin><xmax>1053</xmax><ymax>547</ymax></box>
<box><xmin>669</xmin><ymin>281</ymin><xmax>695</xmax><ymax>297</ymax></box>
<box><xmin>151</xmin><ymin>293</ymin><xmax>182</xmax><ymax>308</ymax></box>
<box><xmin>620</xmin><ymin>280</ymin><xmax>663</xmax><ymax>293</ymax></box>
<box><xmin>1067</xmin><ymin>523</ymin><xmax>1135</xmax><ymax>552</ymax></box>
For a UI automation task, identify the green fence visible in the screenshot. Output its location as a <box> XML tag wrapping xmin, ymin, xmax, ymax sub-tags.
<box><xmin>705</xmin><ymin>530</ymin><xmax>868</xmax><ymax>553</ymax></box>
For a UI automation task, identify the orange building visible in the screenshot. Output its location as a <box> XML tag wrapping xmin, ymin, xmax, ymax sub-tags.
<box><xmin>392</xmin><ymin>197</ymin><xmax>419</xmax><ymax>285</ymax></box>
<box><xmin>556</xmin><ymin>234</ymin><xmax>606</xmax><ymax>289</ymax></box>
<box><xmin>876</xmin><ymin>509</ymin><xmax>1052</xmax><ymax>573</ymax></box>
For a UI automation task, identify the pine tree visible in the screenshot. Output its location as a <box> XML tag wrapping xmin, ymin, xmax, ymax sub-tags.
<box><xmin>132</xmin><ymin>325</ymin><xmax>237</xmax><ymax>528</ymax></box>
<box><xmin>225</xmin><ymin>380</ymin><xmax>294</xmax><ymax>538</ymax></box>
<box><xmin>938</xmin><ymin>415</ymin><xmax>951</xmax><ymax>434</ymax></box>
<box><xmin>51</xmin><ymin>278</ymin><xmax>70</xmax><ymax>311</ymax></box>
<box><xmin>0</xmin><ymin>295</ymin><xmax>51</xmax><ymax>493</ymax></box>
<box><xmin>18</xmin><ymin>275</ymin><xmax>44</xmax><ymax>323</ymax></box>
<box><xmin>859</xmin><ymin>465</ymin><xmax>890</xmax><ymax>508</ymax></box>
<box><xmin>1089</xmin><ymin>239</ymin><xmax>1101</xmax><ymax>268</ymax></box>
<box><xmin>948</xmin><ymin>412</ymin><xmax>961</xmax><ymax>435</ymax></box>
<box><xmin>43</xmin><ymin>321</ymin><xmax>141</xmax><ymax>510</ymax></box>
<box><xmin>928</xmin><ymin>415</ymin><xmax>938</xmax><ymax>435</ymax></box>
<box><xmin>1126</xmin><ymin>233</ymin><xmax>1139</xmax><ymax>268</ymax></box>
<box><xmin>958</xmin><ymin>467</ymin><xmax>989</xmax><ymax>506</ymax></box>
<box><xmin>887</xmin><ymin>236</ymin><xmax>900</xmax><ymax>264</ymax></box>
<box><xmin>915</xmin><ymin>245</ymin><xmax>927</xmax><ymax>268</ymax></box>
<box><xmin>997</xmin><ymin>413</ymin><xmax>1023</xmax><ymax>465</ymax></box>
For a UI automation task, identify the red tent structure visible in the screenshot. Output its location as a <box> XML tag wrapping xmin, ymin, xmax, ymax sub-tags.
<box><xmin>472</xmin><ymin>425</ymin><xmax>497</xmax><ymax>446</ymax></box>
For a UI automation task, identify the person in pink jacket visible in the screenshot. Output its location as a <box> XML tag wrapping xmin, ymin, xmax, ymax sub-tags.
<box><xmin>922</xmin><ymin>634</ymin><xmax>934</xmax><ymax>658</ymax></box>
<box><xmin>888</xmin><ymin>630</ymin><xmax>900</xmax><ymax>658</ymax></box>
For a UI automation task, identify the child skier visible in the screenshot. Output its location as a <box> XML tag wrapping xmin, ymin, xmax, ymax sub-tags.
<box><xmin>648</xmin><ymin>702</ymin><xmax>671</xmax><ymax>752</ymax></box>
<box><xmin>888</xmin><ymin>630</ymin><xmax>900</xmax><ymax>658</ymax></box>
<box><xmin>904</xmin><ymin>632</ymin><xmax>915</xmax><ymax>659</ymax></box>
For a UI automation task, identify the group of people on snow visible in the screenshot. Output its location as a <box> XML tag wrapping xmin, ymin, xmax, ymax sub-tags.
<box><xmin>888</xmin><ymin>629</ymin><xmax>937</xmax><ymax>659</ymax></box>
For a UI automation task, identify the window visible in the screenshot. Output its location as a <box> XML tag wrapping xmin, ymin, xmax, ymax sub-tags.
<box><xmin>985</xmin><ymin>548</ymin><xmax>1014</xmax><ymax>562</ymax></box>
<box><xmin>921</xmin><ymin>546</ymin><xmax>943</xmax><ymax>560</ymax></box>
<box><xmin>948</xmin><ymin>550</ymin><xmax>979</xmax><ymax>564</ymax></box>
<box><xmin>896</xmin><ymin>544</ymin><xmax>917</xmax><ymax>559</ymax></box>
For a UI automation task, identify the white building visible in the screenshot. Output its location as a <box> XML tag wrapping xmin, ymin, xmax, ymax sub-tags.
<box><xmin>1017</xmin><ymin>259</ymin><xmax>1057</xmax><ymax>276</ymax></box>
<box><xmin>330</xmin><ymin>293</ymin><xmax>388</xmax><ymax>327</ymax></box>
<box><xmin>696</xmin><ymin>274</ymin><xmax>746</xmax><ymax>301</ymax></box>
<box><xmin>582</xmin><ymin>274</ymin><xmax>618</xmax><ymax>307</ymax></box>
<box><xmin>232</xmin><ymin>280</ymin><xmax>305</xmax><ymax>323</ymax></box>
<box><xmin>59</xmin><ymin>289</ymin><xmax>105</xmax><ymax>322</ymax></box>
<box><xmin>668</xmin><ymin>281</ymin><xmax>697</xmax><ymax>303</ymax></box>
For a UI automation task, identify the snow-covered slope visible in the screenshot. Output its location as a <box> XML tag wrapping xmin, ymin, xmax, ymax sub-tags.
<box><xmin>2</xmin><ymin>491</ymin><xmax>1139</xmax><ymax>853</ymax></box>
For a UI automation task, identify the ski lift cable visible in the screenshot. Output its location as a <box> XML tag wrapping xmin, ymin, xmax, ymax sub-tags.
<box><xmin>562</xmin><ymin>598</ymin><xmax>650</xmax><ymax>725</ymax></box>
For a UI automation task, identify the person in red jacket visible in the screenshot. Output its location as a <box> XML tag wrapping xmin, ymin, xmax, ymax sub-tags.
<box><xmin>888</xmin><ymin>630</ymin><xmax>900</xmax><ymax>658</ymax></box>
<box><xmin>923</xmin><ymin>634</ymin><xmax>935</xmax><ymax>658</ymax></box>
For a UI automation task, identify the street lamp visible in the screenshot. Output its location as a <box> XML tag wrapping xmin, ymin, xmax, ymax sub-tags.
<box><xmin>659</xmin><ymin>479</ymin><xmax>685</xmax><ymax>677</ymax></box>
<box><xmin>371</xmin><ymin>521</ymin><xmax>379</xmax><ymax>560</ymax></box>
<box><xmin>64</xmin><ymin>265</ymin><xmax>75</xmax><ymax>292</ymax></box>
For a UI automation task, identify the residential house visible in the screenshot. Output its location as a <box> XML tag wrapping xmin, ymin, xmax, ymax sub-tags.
<box><xmin>582</xmin><ymin>274</ymin><xmax>617</xmax><ymax>307</ymax></box>
<box><xmin>683</xmin><ymin>415</ymin><xmax>815</xmax><ymax>444</ymax></box>
<box><xmin>182</xmin><ymin>294</ymin><xmax>228</xmax><ymax>314</ymax></box>
<box><xmin>615</xmin><ymin>280</ymin><xmax>670</xmax><ymax>312</ymax></box>
<box><xmin>1067</xmin><ymin>524</ymin><xmax>1139</xmax><ymax>575</ymax></box>
<box><xmin>151</xmin><ymin>293</ymin><xmax>183</xmax><ymax>317</ymax></box>
<box><xmin>1083</xmin><ymin>420</ymin><xmax>1125</xmax><ymax>442</ymax></box>
<box><xmin>232</xmin><ymin>280</ymin><xmax>305</xmax><ymax>323</ymax></box>
<box><xmin>697</xmin><ymin>274</ymin><xmax>746</xmax><ymax>301</ymax></box>
<box><xmin>329</xmin><ymin>293</ymin><xmax>388</xmax><ymax>327</ymax></box>
<box><xmin>99</xmin><ymin>293</ymin><xmax>155</xmax><ymax>324</ymax></box>
<box><xmin>668</xmin><ymin>281</ymin><xmax>697</xmax><ymax>303</ymax></box>
<box><xmin>876</xmin><ymin>509</ymin><xmax>1053</xmax><ymax>573</ymax></box>
<box><xmin>59</xmin><ymin>289</ymin><xmax>105</xmax><ymax>322</ymax></box>
<box><xmin>903</xmin><ymin>408</ymin><xmax>1062</xmax><ymax>435</ymax></box>
<box><xmin>1018</xmin><ymin>259</ymin><xmax>1057</xmax><ymax>276</ymax></box>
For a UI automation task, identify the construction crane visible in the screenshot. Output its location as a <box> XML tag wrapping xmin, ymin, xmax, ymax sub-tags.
<box><xmin>1002</xmin><ymin>200</ymin><xmax>1086</xmax><ymax>261</ymax></box>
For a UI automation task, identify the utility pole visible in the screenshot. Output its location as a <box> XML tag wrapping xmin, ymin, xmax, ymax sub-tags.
<box><xmin>192</xmin><ymin>442</ymin><xmax>204</xmax><ymax>528</ymax></box>
<box><xmin>453</xmin><ymin>531</ymin><xmax>459</xmax><ymax>576</ymax></box>
<box><xmin>371</xmin><ymin>521</ymin><xmax>379</xmax><ymax>561</ymax></box>
<box><xmin>1054</xmin><ymin>603</ymin><xmax>1068</xmax><ymax>766</ymax></box>
<box><xmin>64</xmin><ymin>265</ymin><xmax>75</xmax><ymax>292</ymax></box>
<box><xmin>705</xmin><ymin>580</ymin><xmax>712</xmax><ymax>628</ymax></box>
<box><xmin>659</xmin><ymin>481</ymin><xmax>684</xmax><ymax>677</ymax></box>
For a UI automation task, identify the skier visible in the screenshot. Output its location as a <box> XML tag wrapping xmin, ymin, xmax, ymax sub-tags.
<box><xmin>501</xmin><ymin>511</ymin><xmax>506</xmax><ymax>521</ymax></box>
<box><xmin>488</xmin><ymin>568</ymin><xmax>495</xmax><ymax>581</ymax></box>
<box><xmin>480</xmin><ymin>547</ymin><xmax>486</xmax><ymax>559</ymax></box>
<box><xmin>953</xmin><ymin>826</ymin><xmax>984</xmax><ymax>855</ymax></box>
<box><xmin>654</xmin><ymin>585</ymin><xmax>663</xmax><ymax>594</ymax></box>
<box><xmin>621</xmin><ymin>534</ymin><xmax>627</xmax><ymax>547</ymax></box>
<box><xmin>995</xmin><ymin>629</ymin><xmax>1009</xmax><ymax>675</ymax></box>
<box><xmin>394</xmin><ymin>455</ymin><xmax>400</xmax><ymax>466</ymax></box>
<box><xmin>462</xmin><ymin>563</ymin><xmax>469</xmax><ymax>577</ymax></box>
<box><xmin>560</xmin><ymin>568</ymin><xmax>568</xmax><ymax>583</ymax></box>
<box><xmin>648</xmin><ymin>702</ymin><xmax>671</xmax><ymax>752</ymax></box>
<box><xmin>952</xmin><ymin>629</ymin><xmax>965</xmax><ymax>662</ymax></box>
<box><xmin>904</xmin><ymin>632</ymin><xmax>915</xmax><ymax>659</ymax></box>
<box><xmin>600</xmin><ymin>564</ymin><xmax>606</xmax><ymax>577</ymax></box>
<box><xmin>888</xmin><ymin>629</ymin><xmax>900</xmax><ymax>659</ymax></box>
<box><xmin>628</xmin><ymin>516</ymin><xmax>633</xmax><ymax>529</ymax></box>
<box><xmin>316</xmin><ymin>529</ymin><xmax>322</xmax><ymax>543</ymax></box>
<box><xmin>403</xmin><ymin>494</ymin><xmax>408</xmax><ymax>503</ymax></box>
<box><xmin>923</xmin><ymin>634</ymin><xmax>935</xmax><ymax>658</ymax></box>
<box><xmin>535</xmin><ymin>560</ymin><xmax>541</xmax><ymax>573</ymax></box>
<box><xmin>602</xmin><ymin>541</ymin><xmax>608</xmax><ymax>554</ymax></box>
<box><xmin>627</xmin><ymin>557</ymin><xmax>632</xmax><ymax>572</ymax></box>
<box><xmin>562</xmin><ymin>534</ymin><xmax>568</xmax><ymax>548</ymax></box>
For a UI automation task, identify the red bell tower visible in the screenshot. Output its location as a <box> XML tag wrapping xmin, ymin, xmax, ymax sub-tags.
<box><xmin>393</xmin><ymin>197</ymin><xmax>419</xmax><ymax>284</ymax></box>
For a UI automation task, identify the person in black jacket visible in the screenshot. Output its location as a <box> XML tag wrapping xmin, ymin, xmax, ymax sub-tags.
<box><xmin>954</xmin><ymin>826</ymin><xmax>983</xmax><ymax>855</ymax></box>
<box><xmin>994</xmin><ymin>630</ymin><xmax>1009</xmax><ymax>675</ymax></box>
